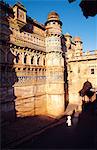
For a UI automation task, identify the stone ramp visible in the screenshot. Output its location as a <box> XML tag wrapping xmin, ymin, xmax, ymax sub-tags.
<box><xmin>64</xmin><ymin>103</ymin><xmax>79</xmax><ymax>116</ymax></box>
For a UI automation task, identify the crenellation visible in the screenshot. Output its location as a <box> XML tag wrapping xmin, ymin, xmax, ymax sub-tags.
<box><xmin>67</xmin><ymin>49</ymin><xmax>97</xmax><ymax>62</ymax></box>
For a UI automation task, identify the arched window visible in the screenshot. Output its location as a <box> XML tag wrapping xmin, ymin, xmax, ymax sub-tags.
<box><xmin>91</xmin><ymin>68</ymin><xmax>94</xmax><ymax>74</ymax></box>
<box><xmin>31</xmin><ymin>56</ymin><xmax>34</xmax><ymax>64</ymax></box>
<box><xmin>16</xmin><ymin>53</ymin><xmax>19</xmax><ymax>63</ymax></box>
<box><xmin>24</xmin><ymin>55</ymin><xmax>27</xmax><ymax>64</ymax></box>
<box><xmin>37</xmin><ymin>57</ymin><xmax>40</xmax><ymax>65</ymax></box>
<box><xmin>43</xmin><ymin>58</ymin><xmax>45</xmax><ymax>66</ymax></box>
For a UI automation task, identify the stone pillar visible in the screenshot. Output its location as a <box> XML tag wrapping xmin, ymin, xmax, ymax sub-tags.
<box><xmin>27</xmin><ymin>54</ymin><xmax>31</xmax><ymax>65</ymax></box>
<box><xmin>18</xmin><ymin>52</ymin><xmax>23</xmax><ymax>64</ymax></box>
<box><xmin>64</xmin><ymin>33</ymin><xmax>72</xmax><ymax>50</ymax></box>
<box><xmin>34</xmin><ymin>55</ymin><xmax>37</xmax><ymax>66</ymax></box>
<box><xmin>73</xmin><ymin>37</ymin><xmax>83</xmax><ymax>56</ymax></box>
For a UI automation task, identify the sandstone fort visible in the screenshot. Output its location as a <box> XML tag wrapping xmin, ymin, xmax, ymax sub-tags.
<box><xmin>0</xmin><ymin>1</ymin><xmax>97</xmax><ymax>123</ymax></box>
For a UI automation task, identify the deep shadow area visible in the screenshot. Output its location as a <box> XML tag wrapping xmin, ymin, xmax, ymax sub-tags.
<box><xmin>0</xmin><ymin>1</ymin><xmax>19</xmax><ymax>124</ymax></box>
<box><xmin>1</xmin><ymin>115</ymin><xmax>55</xmax><ymax>149</ymax></box>
<box><xmin>79</xmin><ymin>80</ymin><xmax>95</xmax><ymax>102</ymax></box>
<box><xmin>75</xmin><ymin>99</ymin><xmax>97</xmax><ymax>148</ymax></box>
<box><xmin>61</xmin><ymin>35</ymin><xmax>69</xmax><ymax>110</ymax></box>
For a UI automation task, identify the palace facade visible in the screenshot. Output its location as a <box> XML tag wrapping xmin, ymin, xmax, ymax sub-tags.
<box><xmin>0</xmin><ymin>1</ymin><xmax>97</xmax><ymax>122</ymax></box>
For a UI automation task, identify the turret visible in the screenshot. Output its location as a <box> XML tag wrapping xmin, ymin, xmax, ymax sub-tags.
<box><xmin>45</xmin><ymin>11</ymin><xmax>62</xmax><ymax>37</ymax></box>
<box><xmin>13</xmin><ymin>2</ymin><xmax>27</xmax><ymax>28</ymax></box>
<box><xmin>45</xmin><ymin>12</ymin><xmax>65</xmax><ymax>117</ymax></box>
<box><xmin>73</xmin><ymin>37</ymin><xmax>83</xmax><ymax>56</ymax></box>
<box><xmin>64</xmin><ymin>32</ymin><xmax>72</xmax><ymax>50</ymax></box>
<box><xmin>45</xmin><ymin>11</ymin><xmax>63</xmax><ymax>65</ymax></box>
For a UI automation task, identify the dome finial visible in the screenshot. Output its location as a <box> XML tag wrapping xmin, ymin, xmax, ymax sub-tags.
<box><xmin>47</xmin><ymin>11</ymin><xmax>60</xmax><ymax>21</ymax></box>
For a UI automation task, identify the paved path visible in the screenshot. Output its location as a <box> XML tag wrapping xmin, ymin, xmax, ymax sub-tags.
<box><xmin>16</xmin><ymin>101</ymin><xmax>97</xmax><ymax>149</ymax></box>
<box><xmin>1</xmin><ymin>115</ymin><xmax>58</xmax><ymax>148</ymax></box>
<box><xmin>1</xmin><ymin>100</ymin><xmax>97</xmax><ymax>149</ymax></box>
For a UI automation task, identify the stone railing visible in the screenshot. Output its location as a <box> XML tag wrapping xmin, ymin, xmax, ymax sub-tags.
<box><xmin>10</xmin><ymin>30</ymin><xmax>46</xmax><ymax>51</ymax></box>
<box><xmin>67</xmin><ymin>50</ymin><xmax>97</xmax><ymax>62</ymax></box>
<box><xmin>10</xmin><ymin>35</ymin><xmax>46</xmax><ymax>52</ymax></box>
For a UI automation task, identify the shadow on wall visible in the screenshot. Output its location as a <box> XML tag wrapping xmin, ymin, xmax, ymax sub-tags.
<box><xmin>61</xmin><ymin>35</ymin><xmax>69</xmax><ymax>110</ymax></box>
<box><xmin>1</xmin><ymin>47</ymin><xmax>18</xmax><ymax>123</ymax></box>
<box><xmin>79</xmin><ymin>80</ymin><xmax>95</xmax><ymax>102</ymax></box>
<box><xmin>0</xmin><ymin>1</ymin><xmax>18</xmax><ymax>123</ymax></box>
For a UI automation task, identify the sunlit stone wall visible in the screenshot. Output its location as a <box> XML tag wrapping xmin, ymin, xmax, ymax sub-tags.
<box><xmin>67</xmin><ymin>51</ymin><xmax>97</xmax><ymax>109</ymax></box>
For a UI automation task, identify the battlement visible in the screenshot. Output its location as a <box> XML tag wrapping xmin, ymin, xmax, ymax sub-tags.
<box><xmin>83</xmin><ymin>50</ymin><xmax>97</xmax><ymax>56</ymax></box>
<box><xmin>67</xmin><ymin>50</ymin><xmax>97</xmax><ymax>62</ymax></box>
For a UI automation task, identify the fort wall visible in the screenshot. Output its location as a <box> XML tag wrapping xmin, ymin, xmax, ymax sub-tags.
<box><xmin>0</xmin><ymin>1</ymin><xmax>97</xmax><ymax>122</ymax></box>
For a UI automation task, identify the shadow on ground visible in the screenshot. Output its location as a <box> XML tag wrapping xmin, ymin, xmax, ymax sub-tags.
<box><xmin>74</xmin><ymin>99</ymin><xmax>97</xmax><ymax>148</ymax></box>
<box><xmin>14</xmin><ymin>99</ymin><xmax>97</xmax><ymax>149</ymax></box>
<box><xmin>1</xmin><ymin>115</ymin><xmax>55</xmax><ymax>149</ymax></box>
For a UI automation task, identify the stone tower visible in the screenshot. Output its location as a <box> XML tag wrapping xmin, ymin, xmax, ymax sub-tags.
<box><xmin>13</xmin><ymin>2</ymin><xmax>27</xmax><ymax>28</ymax></box>
<box><xmin>73</xmin><ymin>37</ymin><xmax>83</xmax><ymax>56</ymax></box>
<box><xmin>64</xmin><ymin>32</ymin><xmax>72</xmax><ymax>50</ymax></box>
<box><xmin>45</xmin><ymin>12</ymin><xmax>65</xmax><ymax>117</ymax></box>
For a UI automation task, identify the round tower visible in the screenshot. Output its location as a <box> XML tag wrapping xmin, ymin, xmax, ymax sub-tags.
<box><xmin>45</xmin><ymin>12</ymin><xmax>63</xmax><ymax>65</ymax></box>
<box><xmin>45</xmin><ymin>12</ymin><xmax>65</xmax><ymax>117</ymax></box>
<box><xmin>64</xmin><ymin>32</ymin><xmax>72</xmax><ymax>50</ymax></box>
<box><xmin>73</xmin><ymin>37</ymin><xmax>83</xmax><ymax>56</ymax></box>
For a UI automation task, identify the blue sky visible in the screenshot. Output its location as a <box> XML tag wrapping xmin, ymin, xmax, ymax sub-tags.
<box><xmin>5</xmin><ymin>0</ymin><xmax>97</xmax><ymax>52</ymax></box>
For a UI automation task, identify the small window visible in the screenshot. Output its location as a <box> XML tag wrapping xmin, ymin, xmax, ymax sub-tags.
<box><xmin>31</xmin><ymin>56</ymin><xmax>34</xmax><ymax>64</ymax></box>
<box><xmin>43</xmin><ymin>58</ymin><xmax>45</xmax><ymax>66</ymax></box>
<box><xmin>16</xmin><ymin>54</ymin><xmax>19</xmax><ymax>63</ymax></box>
<box><xmin>37</xmin><ymin>57</ymin><xmax>40</xmax><ymax>65</ymax></box>
<box><xmin>50</xmin><ymin>22</ymin><xmax>53</xmax><ymax>25</ymax></box>
<box><xmin>91</xmin><ymin>68</ymin><xmax>94</xmax><ymax>74</ymax></box>
<box><xmin>24</xmin><ymin>55</ymin><xmax>27</xmax><ymax>64</ymax></box>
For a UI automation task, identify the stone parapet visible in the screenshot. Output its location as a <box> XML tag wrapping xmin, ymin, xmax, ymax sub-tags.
<box><xmin>67</xmin><ymin>50</ymin><xmax>97</xmax><ymax>62</ymax></box>
<box><xmin>10</xmin><ymin>35</ymin><xmax>46</xmax><ymax>52</ymax></box>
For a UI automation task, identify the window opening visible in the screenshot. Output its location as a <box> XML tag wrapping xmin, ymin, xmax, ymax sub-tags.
<box><xmin>91</xmin><ymin>68</ymin><xmax>94</xmax><ymax>74</ymax></box>
<box><xmin>31</xmin><ymin>56</ymin><xmax>34</xmax><ymax>64</ymax></box>
<box><xmin>24</xmin><ymin>55</ymin><xmax>27</xmax><ymax>64</ymax></box>
<box><xmin>37</xmin><ymin>57</ymin><xmax>40</xmax><ymax>65</ymax></box>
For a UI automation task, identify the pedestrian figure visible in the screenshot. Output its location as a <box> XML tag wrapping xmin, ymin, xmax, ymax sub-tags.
<box><xmin>66</xmin><ymin>115</ymin><xmax>72</xmax><ymax>126</ymax></box>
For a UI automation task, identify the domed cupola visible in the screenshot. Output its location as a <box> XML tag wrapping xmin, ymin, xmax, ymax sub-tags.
<box><xmin>45</xmin><ymin>11</ymin><xmax>62</xmax><ymax>26</ymax></box>
<box><xmin>45</xmin><ymin>11</ymin><xmax>62</xmax><ymax>37</ymax></box>
<box><xmin>47</xmin><ymin>11</ymin><xmax>60</xmax><ymax>21</ymax></box>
